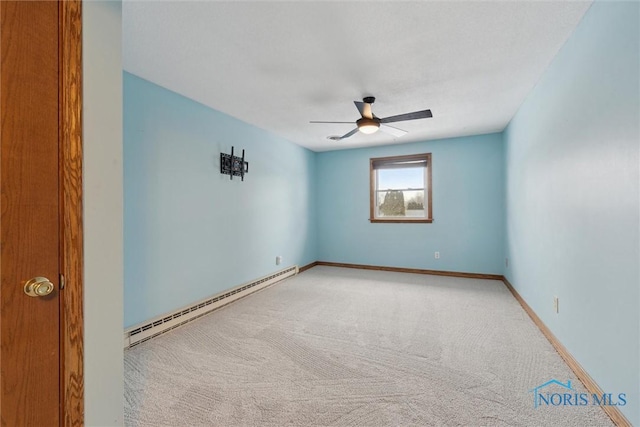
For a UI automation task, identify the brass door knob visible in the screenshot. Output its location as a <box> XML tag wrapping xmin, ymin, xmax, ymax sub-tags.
<box><xmin>24</xmin><ymin>277</ymin><xmax>55</xmax><ymax>297</ymax></box>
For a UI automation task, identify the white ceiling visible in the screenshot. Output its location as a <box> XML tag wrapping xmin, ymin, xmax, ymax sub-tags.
<box><xmin>123</xmin><ymin>1</ymin><xmax>592</xmax><ymax>152</ymax></box>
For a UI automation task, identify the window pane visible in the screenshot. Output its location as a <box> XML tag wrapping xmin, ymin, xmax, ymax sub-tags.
<box><xmin>377</xmin><ymin>168</ymin><xmax>423</xmax><ymax>191</ymax></box>
<box><xmin>376</xmin><ymin>189</ymin><xmax>425</xmax><ymax>218</ymax></box>
<box><xmin>370</xmin><ymin>153</ymin><xmax>431</xmax><ymax>222</ymax></box>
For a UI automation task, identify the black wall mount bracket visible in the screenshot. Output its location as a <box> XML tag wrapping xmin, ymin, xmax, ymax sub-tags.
<box><xmin>220</xmin><ymin>146</ymin><xmax>249</xmax><ymax>181</ymax></box>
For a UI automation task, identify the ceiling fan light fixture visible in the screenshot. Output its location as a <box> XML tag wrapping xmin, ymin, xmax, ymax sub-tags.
<box><xmin>311</xmin><ymin>97</ymin><xmax>431</xmax><ymax>141</ymax></box>
<box><xmin>359</xmin><ymin>124</ymin><xmax>379</xmax><ymax>134</ymax></box>
<box><xmin>357</xmin><ymin>118</ymin><xmax>380</xmax><ymax>134</ymax></box>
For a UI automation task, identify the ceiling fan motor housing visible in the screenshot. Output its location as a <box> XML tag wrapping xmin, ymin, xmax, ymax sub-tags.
<box><xmin>356</xmin><ymin>117</ymin><xmax>380</xmax><ymax>134</ymax></box>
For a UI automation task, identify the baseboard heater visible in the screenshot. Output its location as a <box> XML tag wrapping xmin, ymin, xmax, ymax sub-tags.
<box><xmin>123</xmin><ymin>266</ymin><xmax>298</xmax><ymax>349</ymax></box>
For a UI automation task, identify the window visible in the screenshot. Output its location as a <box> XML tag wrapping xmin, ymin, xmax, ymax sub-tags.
<box><xmin>369</xmin><ymin>153</ymin><xmax>432</xmax><ymax>223</ymax></box>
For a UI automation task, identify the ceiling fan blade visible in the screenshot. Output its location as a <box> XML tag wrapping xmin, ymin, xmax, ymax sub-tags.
<box><xmin>380</xmin><ymin>109</ymin><xmax>432</xmax><ymax>123</ymax></box>
<box><xmin>354</xmin><ymin>101</ymin><xmax>373</xmax><ymax>119</ymax></box>
<box><xmin>380</xmin><ymin>124</ymin><xmax>408</xmax><ymax>138</ymax></box>
<box><xmin>329</xmin><ymin>128</ymin><xmax>359</xmax><ymax>141</ymax></box>
<box><xmin>310</xmin><ymin>121</ymin><xmax>355</xmax><ymax>124</ymax></box>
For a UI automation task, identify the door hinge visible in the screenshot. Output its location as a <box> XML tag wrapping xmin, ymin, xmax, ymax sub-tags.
<box><xmin>60</xmin><ymin>273</ymin><xmax>65</xmax><ymax>290</ymax></box>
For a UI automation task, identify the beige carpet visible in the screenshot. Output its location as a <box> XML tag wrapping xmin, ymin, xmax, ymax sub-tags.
<box><xmin>124</xmin><ymin>266</ymin><xmax>613</xmax><ymax>426</ymax></box>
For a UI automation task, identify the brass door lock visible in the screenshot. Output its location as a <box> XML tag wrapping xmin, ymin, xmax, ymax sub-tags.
<box><xmin>24</xmin><ymin>277</ymin><xmax>55</xmax><ymax>297</ymax></box>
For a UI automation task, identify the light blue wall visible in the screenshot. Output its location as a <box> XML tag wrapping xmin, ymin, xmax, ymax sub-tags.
<box><xmin>504</xmin><ymin>1</ymin><xmax>639</xmax><ymax>424</ymax></box>
<box><xmin>317</xmin><ymin>133</ymin><xmax>504</xmax><ymax>274</ymax></box>
<box><xmin>124</xmin><ymin>72</ymin><xmax>317</xmax><ymax>327</ymax></box>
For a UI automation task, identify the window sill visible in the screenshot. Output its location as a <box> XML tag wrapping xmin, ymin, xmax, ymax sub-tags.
<box><xmin>369</xmin><ymin>218</ymin><xmax>433</xmax><ymax>223</ymax></box>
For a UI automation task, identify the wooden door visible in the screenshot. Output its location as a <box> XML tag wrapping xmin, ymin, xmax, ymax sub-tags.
<box><xmin>1</xmin><ymin>1</ymin><xmax>83</xmax><ymax>425</ymax></box>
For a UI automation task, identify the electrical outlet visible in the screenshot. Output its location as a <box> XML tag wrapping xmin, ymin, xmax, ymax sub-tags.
<box><xmin>276</xmin><ymin>256</ymin><xmax>282</xmax><ymax>265</ymax></box>
<box><xmin>434</xmin><ymin>251</ymin><xmax>440</xmax><ymax>259</ymax></box>
<box><xmin>505</xmin><ymin>257</ymin><xmax>509</xmax><ymax>268</ymax></box>
<box><xmin>553</xmin><ymin>296</ymin><xmax>559</xmax><ymax>314</ymax></box>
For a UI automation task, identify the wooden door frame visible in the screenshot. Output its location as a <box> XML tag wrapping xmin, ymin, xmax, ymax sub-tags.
<box><xmin>59</xmin><ymin>1</ymin><xmax>84</xmax><ymax>425</ymax></box>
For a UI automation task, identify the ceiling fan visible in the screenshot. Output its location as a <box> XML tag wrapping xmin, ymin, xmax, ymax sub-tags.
<box><xmin>310</xmin><ymin>96</ymin><xmax>432</xmax><ymax>141</ymax></box>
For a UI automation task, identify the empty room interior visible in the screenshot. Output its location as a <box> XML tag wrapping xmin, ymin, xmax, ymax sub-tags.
<box><xmin>82</xmin><ymin>1</ymin><xmax>638</xmax><ymax>426</ymax></box>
